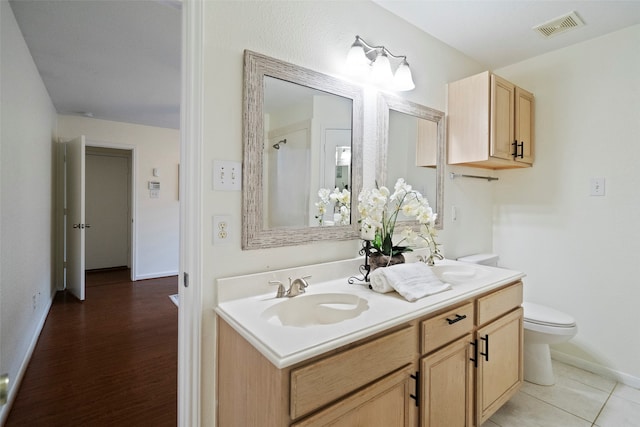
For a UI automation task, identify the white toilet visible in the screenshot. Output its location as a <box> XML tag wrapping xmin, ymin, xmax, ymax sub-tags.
<box><xmin>457</xmin><ymin>253</ymin><xmax>577</xmax><ymax>386</ymax></box>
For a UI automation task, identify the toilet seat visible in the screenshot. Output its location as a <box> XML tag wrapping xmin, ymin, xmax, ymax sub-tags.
<box><xmin>523</xmin><ymin>302</ymin><xmax>576</xmax><ymax>327</ymax></box>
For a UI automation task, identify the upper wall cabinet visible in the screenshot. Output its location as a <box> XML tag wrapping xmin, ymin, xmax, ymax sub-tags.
<box><xmin>447</xmin><ymin>71</ymin><xmax>534</xmax><ymax>169</ymax></box>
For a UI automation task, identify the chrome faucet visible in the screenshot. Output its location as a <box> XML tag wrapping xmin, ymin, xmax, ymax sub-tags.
<box><xmin>419</xmin><ymin>253</ymin><xmax>445</xmax><ymax>266</ymax></box>
<box><xmin>269</xmin><ymin>275</ymin><xmax>312</xmax><ymax>298</ymax></box>
<box><xmin>286</xmin><ymin>275</ymin><xmax>311</xmax><ymax>297</ymax></box>
<box><xmin>269</xmin><ymin>280</ymin><xmax>287</xmax><ymax>298</ymax></box>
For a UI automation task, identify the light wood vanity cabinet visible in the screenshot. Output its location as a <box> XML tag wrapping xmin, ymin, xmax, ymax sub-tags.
<box><xmin>218</xmin><ymin>281</ymin><xmax>523</xmax><ymax>427</ymax></box>
<box><xmin>475</xmin><ymin>283</ymin><xmax>524</xmax><ymax>425</ymax></box>
<box><xmin>448</xmin><ymin>71</ymin><xmax>534</xmax><ymax>169</ymax></box>
<box><xmin>419</xmin><ymin>282</ymin><xmax>523</xmax><ymax>427</ymax></box>
<box><xmin>218</xmin><ymin>321</ymin><xmax>418</xmax><ymax>426</ymax></box>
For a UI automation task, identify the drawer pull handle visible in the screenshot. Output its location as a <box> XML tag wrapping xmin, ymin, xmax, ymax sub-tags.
<box><xmin>446</xmin><ymin>314</ymin><xmax>467</xmax><ymax>325</ymax></box>
<box><xmin>512</xmin><ymin>140</ymin><xmax>524</xmax><ymax>159</ymax></box>
<box><xmin>410</xmin><ymin>372</ymin><xmax>420</xmax><ymax>407</ymax></box>
<box><xmin>480</xmin><ymin>334</ymin><xmax>489</xmax><ymax>362</ymax></box>
<box><xmin>470</xmin><ymin>340</ymin><xmax>478</xmax><ymax>368</ymax></box>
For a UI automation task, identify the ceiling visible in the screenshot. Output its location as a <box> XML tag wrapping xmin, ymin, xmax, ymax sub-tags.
<box><xmin>374</xmin><ymin>1</ymin><xmax>640</xmax><ymax>69</ymax></box>
<box><xmin>9</xmin><ymin>0</ymin><xmax>182</xmax><ymax>130</ymax></box>
<box><xmin>9</xmin><ymin>1</ymin><xmax>640</xmax><ymax>131</ymax></box>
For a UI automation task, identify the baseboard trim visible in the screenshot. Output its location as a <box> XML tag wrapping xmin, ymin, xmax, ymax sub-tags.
<box><xmin>134</xmin><ymin>271</ymin><xmax>179</xmax><ymax>281</ymax></box>
<box><xmin>0</xmin><ymin>293</ymin><xmax>54</xmax><ymax>425</ymax></box>
<box><xmin>551</xmin><ymin>349</ymin><xmax>640</xmax><ymax>389</ymax></box>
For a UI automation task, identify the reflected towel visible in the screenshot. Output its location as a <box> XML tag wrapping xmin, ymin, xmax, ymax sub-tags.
<box><xmin>370</xmin><ymin>262</ymin><xmax>452</xmax><ymax>302</ymax></box>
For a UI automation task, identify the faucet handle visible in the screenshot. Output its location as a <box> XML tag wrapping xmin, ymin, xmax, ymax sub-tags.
<box><xmin>268</xmin><ymin>280</ymin><xmax>285</xmax><ymax>298</ymax></box>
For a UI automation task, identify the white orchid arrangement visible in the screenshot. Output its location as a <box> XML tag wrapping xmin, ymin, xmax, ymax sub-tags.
<box><xmin>358</xmin><ymin>178</ymin><xmax>440</xmax><ymax>258</ymax></box>
<box><xmin>315</xmin><ymin>188</ymin><xmax>351</xmax><ymax>226</ymax></box>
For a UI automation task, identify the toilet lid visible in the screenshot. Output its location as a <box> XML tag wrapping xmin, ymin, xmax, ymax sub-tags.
<box><xmin>523</xmin><ymin>302</ymin><xmax>576</xmax><ymax>327</ymax></box>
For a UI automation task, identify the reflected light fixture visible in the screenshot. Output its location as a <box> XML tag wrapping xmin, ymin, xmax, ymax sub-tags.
<box><xmin>346</xmin><ymin>35</ymin><xmax>415</xmax><ymax>91</ymax></box>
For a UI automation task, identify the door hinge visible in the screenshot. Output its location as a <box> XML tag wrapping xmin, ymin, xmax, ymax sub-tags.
<box><xmin>63</xmin><ymin>261</ymin><xmax>67</xmax><ymax>268</ymax></box>
<box><xmin>183</xmin><ymin>272</ymin><xmax>189</xmax><ymax>288</ymax></box>
<box><xmin>1</xmin><ymin>373</ymin><xmax>9</xmax><ymax>405</ymax></box>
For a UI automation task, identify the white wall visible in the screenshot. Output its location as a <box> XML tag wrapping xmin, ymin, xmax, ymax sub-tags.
<box><xmin>493</xmin><ymin>25</ymin><xmax>640</xmax><ymax>385</ymax></box>
<box><xmin>201</xmin><ymin>1</ymin><xmax>486</xmax><ymax>424</ymax></box>
<box><xmin>57</xmin><ymin>115</ymin><xmax>180</xmax><ymax>280</ymax></box>
<box><xmin>0</xmin><ymin>1</ymin><xmax>58</xmax><ymax>422</ymax></box>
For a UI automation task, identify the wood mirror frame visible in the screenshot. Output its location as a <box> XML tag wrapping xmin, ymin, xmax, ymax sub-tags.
<box><xmin>376</xmin><ymin>94</ymin><xmax>445</xmax><ymax>230</ymax></box>
<box><xmin>242</xmin><ymin>50</ymin><xmax>364</xmax><ymax>249</ymax></box>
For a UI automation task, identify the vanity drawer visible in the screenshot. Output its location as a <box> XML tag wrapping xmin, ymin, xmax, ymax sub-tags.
<box><xmin>421</xmin><ymin>302</ymin><xmax>474</xmax><ymax>354</ymax></box>
<box><xmin>477</xmin><ymin>281</ymin><xmax>523</xmax><ymax>326</ymax></box>
<box><xmin>289</xmin><ymin>325</ymin><xmax>416</xmax><ymax>420</ymax></box>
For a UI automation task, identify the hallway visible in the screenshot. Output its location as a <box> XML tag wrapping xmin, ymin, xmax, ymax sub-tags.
<box><xmin>5</xmin><ymin>269</ymin><xmax>178</xmax><ymax>426</ymax></box>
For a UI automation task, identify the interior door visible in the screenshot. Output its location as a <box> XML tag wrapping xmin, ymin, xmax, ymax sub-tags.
<box><xmin>66</xmin><ymin>136</ymin><xmax>86</xmax><ymax>301</ymax></box>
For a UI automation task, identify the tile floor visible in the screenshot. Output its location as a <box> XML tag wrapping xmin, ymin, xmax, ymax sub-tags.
<box><xmin>482</xmin><ymin>360</ymin><xmax>640</xmax><ymax>427</ymax></box>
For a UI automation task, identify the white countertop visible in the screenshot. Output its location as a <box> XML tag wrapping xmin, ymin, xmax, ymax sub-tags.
<box><xmin>215</xmin><ymin>258</ymin><xmax>525</xmax><ymax>369</ymax></box>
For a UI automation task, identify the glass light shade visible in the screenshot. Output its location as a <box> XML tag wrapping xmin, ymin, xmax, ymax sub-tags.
<box><xmin>393</xmin><ymin>60</ymin><xmax>415</xmax><ymax>91</ymax></box>
<box><xmin>346</xmin><ymin>41</ymin><xmax>369</xmax><ymax>76</ymax></box>
<box><xmin>371</xmin><ymin>51</ymin><xmax>393</xmax><ymax>84</ymax></box>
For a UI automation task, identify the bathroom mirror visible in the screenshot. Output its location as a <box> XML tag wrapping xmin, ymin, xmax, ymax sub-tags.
<box><xmin>242</xmin><ymin>50</ymin><xmax>363</xmax><ymax>249</ymax></box>
<box><xmin>377</xmin><ymin>94</ymin><xmax>445</xmax><ymax>230</ymax></box>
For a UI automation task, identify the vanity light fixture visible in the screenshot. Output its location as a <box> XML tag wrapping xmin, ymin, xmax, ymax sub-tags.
<box><xmin>346</xmin><ymin>35</ymin><xmax>415</xmax><ymax>91</ymax></box>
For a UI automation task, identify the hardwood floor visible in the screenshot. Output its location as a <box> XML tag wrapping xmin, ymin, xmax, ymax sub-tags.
<box><xmin>5</xmin><ymin>269</ymin><xmax>178</xmax><ymax>426</ymax></box>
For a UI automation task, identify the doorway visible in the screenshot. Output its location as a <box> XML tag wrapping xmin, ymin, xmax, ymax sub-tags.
<box><xmin>85</xmin><ymin>147</ymin><xmax>132</xmax><ymax>272</ymax></box>
<box><xmin>64</xmin><ymin>139</ymin><xmax>137</xmax><ymax>301</ymax></box>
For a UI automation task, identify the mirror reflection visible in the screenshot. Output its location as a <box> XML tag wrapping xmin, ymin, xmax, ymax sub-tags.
<box><xmin>263</xmin><ymin>76</ymin><xmax>353</xmax><ymax>228</ymax></box>
<box><xmin>242</xmin><ymin>50</ymin><xmax>363</xmax><ymax>250</ymax></box>
<box><xmin>377</xmin><ymin>94</ymin><xmax>445</xmax><ymax>229</ymax></box>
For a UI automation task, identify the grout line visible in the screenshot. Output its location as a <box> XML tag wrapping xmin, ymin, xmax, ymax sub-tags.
<box><xmin>591</xmin><ymin>384</ymin><xmax>616</xmax><ymax>427</ymax></box>
<box><xmin>520</xmin><ymin>373</ymin><xmax>617</xmax><ymax>425</ymax></box>
<box><xmin>519</xmin><ymin>388</ymin><xmax>597</xmax><ymax>424</ymax></box>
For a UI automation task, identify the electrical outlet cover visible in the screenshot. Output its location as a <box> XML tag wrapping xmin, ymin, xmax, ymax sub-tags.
<box><xmin>213</xmin><ymin>215</ymin><xmax>232</xmax><ymax>245</ymax></box>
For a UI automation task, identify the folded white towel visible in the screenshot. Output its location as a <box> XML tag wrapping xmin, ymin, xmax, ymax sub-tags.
<box><xmin>370</xmin><ymin>262</ymin><xmax>452</xmax><ymax>302</ymax></box>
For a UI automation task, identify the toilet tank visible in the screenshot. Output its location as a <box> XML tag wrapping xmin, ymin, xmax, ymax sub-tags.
<box><xmin>457</xmin><ymin>253</ymin><xmax>499</xmax><ymax>267</ymax></box>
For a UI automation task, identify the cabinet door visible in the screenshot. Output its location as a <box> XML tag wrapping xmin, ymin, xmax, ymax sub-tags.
<box><xmin>490</xmin><ymin>74</ymin><xmax>515</xmax><ymax>161</ymax></box>
<box><xmin>421</xmin><ymin>334</ymin><xmax>474</xmax><ymax>427</ymax></box>
<box><xmin>515</xmin><ymin>87</ymin><xmax>534</xmax><ymax>165</ymax></box>
<box><xmin>292</xmin><ymin>365</ymin><xmax>416</xmax><ymax>427</ymax></box>
<box><xmin>476</xmin><ymin>307</ymin><xmax>524</xmax><ymax>425</ymax></box>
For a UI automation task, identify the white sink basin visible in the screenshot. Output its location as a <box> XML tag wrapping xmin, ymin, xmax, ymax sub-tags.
<box><xmin>431</xmin><ymin>264</ymin><xmax>483</xmax><ymax>285</ymax></box>
<box><xmin>261</xmin><ymin>293</ymin><xmax>369</xmax><ymax>327</ymax></box>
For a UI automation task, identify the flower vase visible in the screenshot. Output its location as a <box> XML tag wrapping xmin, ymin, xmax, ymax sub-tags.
<box><xmin>369</xmin><ymin>252</ymin><xmax>405</xmax><ymax>271</ymax></box>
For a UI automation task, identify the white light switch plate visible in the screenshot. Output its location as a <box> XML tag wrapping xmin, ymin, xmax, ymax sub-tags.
<box><xmin>213</xmin><ymin>160</ymin><xmax>241</xmax><ymax>191</ymax></box>
<box><xmin>590</xmin><ymin>177</ymin><xmax>605</xmax><ymax>196</ymax></box>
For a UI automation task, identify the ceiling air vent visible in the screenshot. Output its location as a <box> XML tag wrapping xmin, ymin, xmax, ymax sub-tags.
<box><xmin>533</xmin><ymin>11</ymin><xmax>585</xmax><ymax>38</ymax></box>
